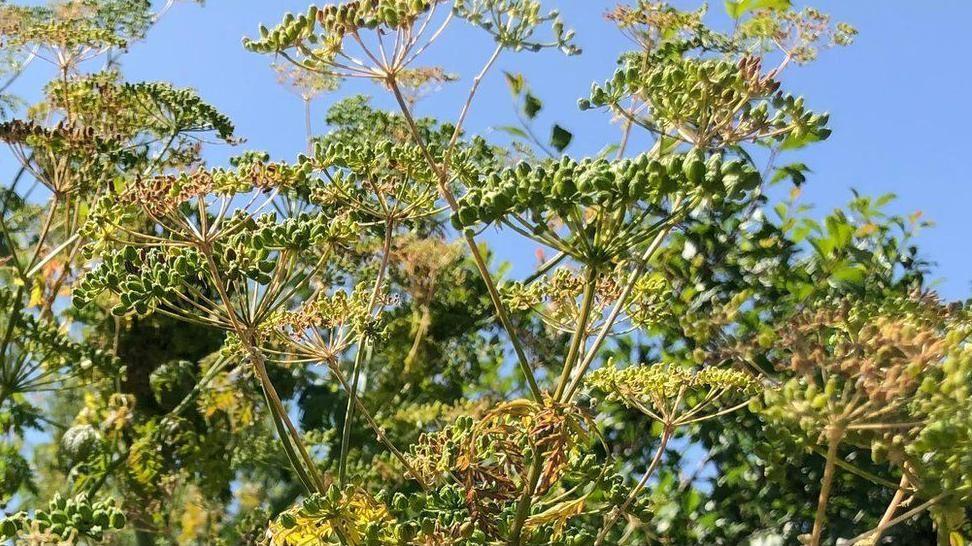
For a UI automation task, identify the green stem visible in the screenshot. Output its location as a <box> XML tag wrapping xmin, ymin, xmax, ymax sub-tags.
<box><xmin>508</xmin><ymin>456</ymin><xmax>543</xmax><ymax>546</ymax></box>
<box><xmin>807</xmin><ymin>445</ymin><xmax>898</xmax><ymax>490</ymax></box>
<box><xmin>202</xmin><ymin>248</ymin><xmax>325</xmax><ymax>493</ymax></box>
<box><xmin>843</xmin><ymin>495</ymin><xmax>942</xmax><ymax>546</ymax></box>
<box><xmin>561</xmin><ymin>199</ymin><xmax>684</xmax><ymax>402</ymax></box>
<box><xmin>388</xmin><ymin>80</ymin><xmax>542</xmax><ymax>401</ymax></box>
<box><xmin>338</xmin><ymin>341</ymin><xmax>367</xmax><ymax>485</ymax></box>
<box><xmin>554</xmin><ymin>267</ymin><xmax>598</xmax><ymax>401</ymax></box>
<box><xmin>260</xmin><ymin>377</ymin><xmax>318</xmax><ymax>494</ymax></box>
<box><xmin>327</xmin><ymin>360</ymin><xmax>429</xmax><ymax>491</ymax></box>
<box><xmin>254</xmin><ymin>351</ymin><xmax>326</xmax><ymax>493</ymax></box>
<box><xmin>338</xmin><ymin>220</ymin><xmax>394</xmax><ymax>485</ymax></box>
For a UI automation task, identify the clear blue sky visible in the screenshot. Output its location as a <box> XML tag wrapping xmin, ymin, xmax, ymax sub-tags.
<box><xmin>10</xmin><ymin>1</ymin><xmax>972</xmax><ymax>299</ymax></box>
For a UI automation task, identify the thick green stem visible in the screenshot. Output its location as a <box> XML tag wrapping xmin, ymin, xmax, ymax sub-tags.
<box><xmin>562</xmin><ymin>199</ymin><xmax>684</xmax><ymax>402</ymax></box>
<box><xmin>253</xmin><ymin>350</ymin><xmax>326</xmax><ymax>493</ymax></box>
<box><xmin>202</xmin><ymin>248</ymin><xmax>325</xmax><ymax>493</ymax></box>
<box><xmin>508</xmin><ymin>456</ymin><xmax>543</xmax><ymax>546</ymax></box>
<box><xmin>327</xmin><ymin>360</ymin><xmax>429</xmax><ymax>491</ymax></box>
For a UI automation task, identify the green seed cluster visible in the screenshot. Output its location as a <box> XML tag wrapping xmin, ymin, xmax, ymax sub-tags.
<box><xmin>580</xmin><ymin>56</ymin><xmax>830</xmax><ymax>146</ymax></box>
<box><xmin>0</xmin><ymin>287</ymin><xmax>117</xmax><ymax>375</ymax></box>
<box><xmin>390</xmin><ymin>483</ymin><xmax>484</xmax><ymax>544</ymax></box>
<box><xmin>310</xmin><ymin>138</ymin><xmax>439</xmax><ymax>218</ymax></box>
<box><xmin>243</xmin><ymin>1</ymin><xmax>437</xmax><ymax>65</ymax></box>
<box><xmin>75</xmin><ymin>211</ymin><xmax>340</xmax><ymax>315</ymax></box>
<box><xmin>42</xmin><ymin>71</ymin><xmax>236</xmax><ymax>149</ymax></box>
<box><xmin>267</xmin><ymin>283</ymin><xmax>386</xmax><ymax>344</ymax></box>
<box><xmin>315</xmin><ymin>139</ymin><xmax>436</xmax><ymax>184</ymax></box>
<box><xmin>115</xmin><ymin>81</ymin><xmax>236</xmax><ymax>141</ymax></box>
<box><xmin>0</xmin><ymin>493</ymin><xmax>126</xmax><ymax>542</ymax></box>
<box><xmin>270</xmin><ymin>484</ymin><xmax>397</xmax><ymax>545</ymax></box>
<box><xmin>759</xmin><ymin>376</ymin><xmax>836</xmax><ymax>444</ymax></box>
<box><xmin>219</xmin><ymin>212</ymin><xmax>333</xmax><ymax>284</ymax></box>
<box><xmin>453</xmin><ymin>151</ymin><xmax>759</xmax><ymax>228</ymax></box>
<box><xmin>910</xmin><ymin>340</ymin><xmax>972</xmax><ymax>501</ymax></box>
<box><xmin>74</xmin><ymin>246</ymin><xmax>204</xmax><ymax>316</ymax></box>
<box><xmin>453</xmin><ymin>0</ymin><xmax>579</xmax><ymax>55</ymax></box>
<box><xmin>0</xmin><ymin>445</ymin><xmax>30</xmax><ymax>503</ymax></box>
<box><xmin>0</xmin><ymin>0</ymin><xmax>153</xmax><ymax>51</ymax></box>
<box><xmin>249</xmin><ymin>211</ymin><xmax>339</xmax><ymax>250</ymax></box>
<box><xmin>627</xmin><ymin>272</ymin><xmax>674</xmax><ymax>330</ymax></box>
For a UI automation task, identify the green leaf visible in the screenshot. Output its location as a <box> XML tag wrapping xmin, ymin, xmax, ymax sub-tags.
<box><xmin>495</xmin><ymin>125</ymin><xmax>529</xmax><ymax>139</ymax></box>
<box><xmin>875</xmin><ymin>192</ymin><xmax>897</xmax><ymax>208</ymax></box>
<box><xmin>829</xmin><ymin>263</ymin><xmax>865</xmax><ymax>286</ymax></box>
<box><xmin>503</xmin><ymin>71</ymin><xmax>524</xmax><ymax>96</ymax></box>
<box><xmin>524</xmin><ymin>93</ymin><xmax>543</xmax><ymax>119</ymax></box>
<box><xmin>550</xmin><ymin>124</ymin><xmax>572</xmax><ymax>152</ymax></box>
<box><xmin>780</xmin><ymin>130</ymin><xmax>823</xmax><ymax>151</ymax></box>
<box><xmin>771</xmin><ymin>162</ymin><xmax>811</xmax><ymax>186</ymax></box>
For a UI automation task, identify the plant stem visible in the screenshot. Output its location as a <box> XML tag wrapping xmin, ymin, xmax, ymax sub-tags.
<box><xmin>253</xmin><ymin>345</ymin><xmax>326</xmax><ymax>492</ymax></box>
<box><xmin>809</xmin><ymin>427</ymin><xmax>843</xmax><ymax>546</ymax></box>
<box><xmin>339</xmin><ymin>220</ymin><xmax>394</xmax><ymax>485</ymax></box>
<box><xmin>594</xmin><ymin>425</ymin><xmax>672</xmax><ymax>546</ymax></box>
<box><xmin>868</xmin><ymin>474</ymin><xmax>909</xmax><ymax>544</ymax></box>
<box><xmin>388</xmin><ymin>79</ymin><xmax>542</xmax><ymax>401</ymax></box>
<box><xmin>844</xmin><ymin>494</ymin><xmax>943</xmax><ymax>546</ymax></box>
<box><xmin>338</xmin><ymin>341</ymin><xmax>368</xmax><ymax>485</ymax></box>
<box><xmin>554</xmin><ymin>266</ymin><xmax>598</xmax><ymax>401</ymax></box>
<box><xmin>508</xmin><ymin>456</ymin><xmax>543</xmax><ymax>546</ymax></box>
<box><xmin>562</xmin><ymin>199</ymin><xmax>684</xmax><ymax>402</ymax></box>
<box><xmin>807</xmin><ymin>444</ymin><xmax>899</xmax><ymax>490</ymax></box>
<box><xmin>202</xmin><ymin>248</ymin><xmax>325</xmax><ymax>493</ymax></box>
<box><xmin>327</xmin><ymin>359</ymin><xmax>429</xmax><ymax>491</ymax></box>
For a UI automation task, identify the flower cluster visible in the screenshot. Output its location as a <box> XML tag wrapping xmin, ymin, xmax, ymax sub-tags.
<box><xmin>453</xmin><ymin>0</ymin><xmax>579</xmax><ymax>55</ymax></box>
<box><xmin>588</xmin><ymin>362</ymin><xmax>759</xmax><ymax>413</ymax></box>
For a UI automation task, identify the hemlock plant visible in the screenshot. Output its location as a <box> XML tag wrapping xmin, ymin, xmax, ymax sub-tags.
<box><xmin>0</xmin><ymin>1</ymin><xmax>968</xmax><ymax>546</ymax></box>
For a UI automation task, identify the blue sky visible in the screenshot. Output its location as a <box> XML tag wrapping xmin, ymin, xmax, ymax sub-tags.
<box><xmin>8</xmin><ymin>1</ymin><xmax>972</xmax><ymax>299</ymax></box>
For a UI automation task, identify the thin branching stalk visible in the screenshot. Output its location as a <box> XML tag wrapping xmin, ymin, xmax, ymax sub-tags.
<box><xmin>339</xmin><ymin>218</ymin><xmax>394</xmax><ymax>484</ymax></box>
<box><xmin>387</xmin><ymin>77</ymin><xmax>543</xmax><ymax>401</ymax></box>
<box><xmin>562</xmin><ymin>196</ymin><xmax>685</xmax><ymax>402</ymax></box>
<box><xmin>595</xmin><ymin>425</ymin><xmax>674</xmax><ymax>546</ymax></box>
<box><xmin>844</xmin><ymin>495</ymin><xmax>944</xmax><ymax>546</ymax></box>
<box><xmin>868</xmin><ymin>474</ymin><xmax>910</xmax><ymax>544</ymax></box>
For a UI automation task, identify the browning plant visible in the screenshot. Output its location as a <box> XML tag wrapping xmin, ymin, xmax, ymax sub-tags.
<box><xmin>0</xmin><ymin>1</ymin><xmax>968</xmax><ymax>546</ymax></box>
